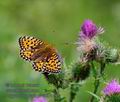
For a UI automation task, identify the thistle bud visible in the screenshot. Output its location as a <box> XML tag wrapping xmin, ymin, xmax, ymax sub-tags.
<box><xmin>106</xmin><ymin>49</ymin><xmax>119</xmax><ymax>63</ymax></box>
<box><xmin>72</xmin><ymin>62</ymin><xmax>90</xmax><ymax>82</ymax></box>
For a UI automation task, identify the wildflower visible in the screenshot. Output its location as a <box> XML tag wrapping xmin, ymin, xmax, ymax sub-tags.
<box><xmin>77</xmin><ymin>19</ymin><xmax>104</xmax><ymax>58</ymax></box>
<box><xmin>80</xmin><ymin>19</ymin><xmax>104</xmax><ymax>39</ymax></box>
<box><xmin>77</xmin><ymin>37</ymin><xmax>96</xmax><ymax>53</ymax></box>
<box><xmin>32</xmin><ymin>96</ymin><xmax>47</xmax><ymax>102</ymax></box>
<box><xmin>103</xmin><ymin>79</ymin><xmax>120</xmax><ymax>96</ymax></box>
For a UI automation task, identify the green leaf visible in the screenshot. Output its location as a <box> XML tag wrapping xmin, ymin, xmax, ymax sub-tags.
<box><xmin>87</xmin><ymin>91</ymin><xmax>100</xmax><ymax>100</ymax></box>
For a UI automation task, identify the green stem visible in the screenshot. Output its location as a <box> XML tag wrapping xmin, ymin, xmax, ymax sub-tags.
<box><xmin>53</xmin><ymin>88</ymin><xmax>61</xmax><ymax>102</ymax></box>
<box><xmin>69</xmin><ymin>84</ymin><xmax>76</xmax><ymax>102</ymax></box>
<box><xmin>69</xmin><ymin>90</ymin><xmax>75</xmax><ymax>102</ymax></box>
<box><xmin>43</xmin><ymin>73</ymin><xmax>65</xmax><ymax>102</ymax></box>
<box><xmin>53</xmin><ymin>88</ymin><xmax>66</xmax><ymax>102</ymax></box>
<box><xmin>100</xmin><ymin>62</ymin><xmax>106</xmax><ymax>76</ymax></box>
<box><xmin>69</xmin><ymin>83</ymin><xmax>80</xmax><ymax>102</ymax></box>
<box><xmin>90</xmin><ymin>77</ymin><xmax>100</xmax><ymax>102</ymax></box>
<box><xmin>90</xmin><ymin>62</ymin><xmax>105</xmax><ymax>102</ymax></box>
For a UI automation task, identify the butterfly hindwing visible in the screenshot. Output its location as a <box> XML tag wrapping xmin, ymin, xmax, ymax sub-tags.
<box><xmin>32</xmin><ymin>60</ymin><xmax>44</xmax><ymax>72</ymax></box>
<box><xmin>20</xmin><ymin>49</ymin><xmax>35</xmax><ymax>61</ymax></box>
<box><xmin>43</xmin><ymin>53</ymin><xmax>61</xmax><ymax>73</ymax></box>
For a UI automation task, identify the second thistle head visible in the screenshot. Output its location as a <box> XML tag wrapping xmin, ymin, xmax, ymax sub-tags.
<box><xmin>102</xmin><ymin>79</ymin><xmax>120</xmax><ymax>101</ymax></box>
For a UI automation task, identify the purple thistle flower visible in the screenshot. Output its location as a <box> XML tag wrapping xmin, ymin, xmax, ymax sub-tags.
<box><xmin>77</xmin><ymin>19</ymin><xmax>104</xmax><ymax>54</ymax></box>
<box><xmin>32</xmin><ymin>96</ymin><xmax>47</xmax><ymax>102</ymax></box>
<box><xmin>80</xmin><ymin>19</ymin><xmax>104</xmax><ymax>39</ymax></box>
<box><xmin>103</xmin><ymin>80</ymin><xmax>120</xmax><ymax>96</ymax></box>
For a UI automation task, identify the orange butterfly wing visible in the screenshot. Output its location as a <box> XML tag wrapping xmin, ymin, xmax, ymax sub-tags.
<box><xmin>19</xmin><ymin>36</ymin><xmax>43</xmax><ymax>61</ymax></box>
<box><xmin>19</xmin><ymin>36</ymin><xmax>43</xmax><ymax>50</ymax></box>
<box><xmin>33</xmin><ymin>53</ymin><xmax>62</xmax><ymax>73</ymax></box>
<box><xmin>19</xmin><ymin>36</ymin><xmax>62</xmax><ymax>73</ymax></box>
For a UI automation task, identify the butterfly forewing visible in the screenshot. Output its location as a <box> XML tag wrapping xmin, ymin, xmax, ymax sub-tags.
<box><xmin>19</xmin><ymin>36</ymin><xmax>43</xmax><ymax>61</ymax></box>
<box><xmin>19</xmin><ymin>36</ymin><xmax>43</xmax><ymax>50</ymax></box>
<box><xmin>20</xmin><ymin>49</ymin><xmax>35</xmax><ymax>61</ymax></box>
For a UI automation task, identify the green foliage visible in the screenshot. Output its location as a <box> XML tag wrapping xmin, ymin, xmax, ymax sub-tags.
<box><xmin>0</xmin><ymin>0</ymin><xmax>120</xmax><ymax>102</ymax></box>
<box><xmin>105</xmin><ymin>94</ymin><xmax>120</xmax><ymax>102</ymax></box>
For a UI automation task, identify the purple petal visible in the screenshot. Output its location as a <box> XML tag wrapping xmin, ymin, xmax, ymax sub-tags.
<box><xmin>80</xmin><ymin>19</ymin><xmax>97</xmax><ymax>39</ymax></box>
<box><xmin>103</xmin><ymin>80</ymin><xmax>120</xmax><ymax>96</ymax></box>
<box><xmin>32</xmin><ymin>96</ymin><xmax>47</xmax><ymax>102</ymax></box>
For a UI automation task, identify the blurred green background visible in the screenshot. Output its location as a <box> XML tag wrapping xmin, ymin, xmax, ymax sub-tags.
<box><xmin>0</xmin><ymin>0</ymin><xmax>120</xmax><ymax>102</ymax></box>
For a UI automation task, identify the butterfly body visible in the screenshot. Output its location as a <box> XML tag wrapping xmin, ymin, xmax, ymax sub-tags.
<box><xmin>19</xmin><ymin>36</ymin><xmax>62</xmax><ymax>73</ymax></box>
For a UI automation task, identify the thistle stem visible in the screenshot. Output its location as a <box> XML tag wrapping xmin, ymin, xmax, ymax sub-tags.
<box><xmin>53</xmin><ymin>88</ymin><xmax>61</xmax><ymax>102</ymax></box>
<box><xmin>90</xmin><ymin>76</ymin><xmax>100</xmax><ymax>102</ymax></box>
<box><xmin>43</xmin><ymin>73</ymin><xmax>66</xmax><ymax>102</ymax></box>
<box><xmin>69</xmin><ymin>83</ymin><xmax>80</xmax><ymax>102</ymax></box>
<box><xmin>90</xmin><ymin>62</ymin><xmax>105</xmax><ymax>102</ymax></box>
<box><xmin>69</xmin><ymin>90</ymin><xmax>75</xmax><ymax>102</ymax></box>
<box><xmin>100</xmin><ymin>62</ymin><xmax>106</xmax><ymax>76</ymax></box>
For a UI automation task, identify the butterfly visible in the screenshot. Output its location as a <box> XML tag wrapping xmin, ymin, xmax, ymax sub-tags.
<box><xmin>18</xmin><ymin>36</ymin><xmax>62</xmax><ymax>73</ymax></box>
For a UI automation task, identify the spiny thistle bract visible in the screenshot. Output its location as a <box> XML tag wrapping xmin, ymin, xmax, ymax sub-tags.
<box><xmin>71</xmin><ymin>62</ymin><xmax>91</xmax><ymax>82</ymax></box>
